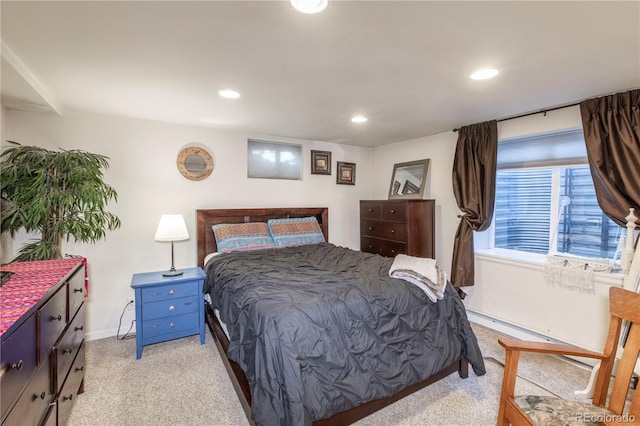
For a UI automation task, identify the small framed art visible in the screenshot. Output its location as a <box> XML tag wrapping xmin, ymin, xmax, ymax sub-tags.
<box><xmin>311</xmin><ymin>150</ymin><xmax>332</xmax><ymax>175</ymax></box>
<box><xmin>336</xmin><ymin>162</ymin><xmax>356</xmax><ymax>185</ymax></box>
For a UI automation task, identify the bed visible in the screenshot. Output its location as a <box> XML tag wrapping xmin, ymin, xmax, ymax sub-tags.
<box><xmin>197</xmin><ymin>207</ymin><xmax>486</xmax><ymax>426</ymax></box>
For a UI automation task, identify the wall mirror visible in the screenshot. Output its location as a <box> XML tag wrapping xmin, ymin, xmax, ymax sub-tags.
<box><xmin>177</xmin><ymin>146</ymin><xmax>214</xmax><ymax>181</ymax></box>
<box><xmin>388</xmin><ymin>159</ymin><xmax>430</xmax><ymax>200</ymax></box>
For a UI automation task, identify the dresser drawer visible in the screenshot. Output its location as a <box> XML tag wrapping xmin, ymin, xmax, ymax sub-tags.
<box><xmin>67</xmin><ymin>268</ymin><xmax>85</xmax><ymax>320</ymax></box>
<box><xmin>361</xmin><ymin>236</ymin><xmax>406</xmax><ymax>257</ymax></box>
<box><xmin>0</xmin><ymin>314</ymin><xmax>37</xmax><ymax>420</ymax></box>
<box><xmin>380</xmin><ymin>201</ymin><xmax>407</xmax><ymax>221</ymax></box>
<box><xmin>142</xmin><ymin>295</ymin><xmax>200</xmax><ymax>321</ymax></box>
<box><xmin>142</xmin><ymin>312</ymin><xmax>199</xmax><ymax>338</ymax></box>
<box><xmin>38</xmin><ymin>286</ymin><xmax>68</xmax><ymax>363</ymax></box>
<box><xmin>141</xmin><ymin>281</ymin><xmax>199</xmax><ymax>303</ymax></box>
<box><xmin>55</xmin><ymin>305</ymin><xmax>85</xmax><ymax>390</ymax></box>
<box><xmin>360</xmin><ymin>220</ymin><xmax>406</xmax><ymax>242</ymax></box>
<box><xmin>2</xmin><ymin>356</ymin><xmax>53</xmax><ymax>426</ymax></box>
<box><xmin>57</xmin><ymin>342</ymin><xmax>85</xmax><ymax>426</ymax></box>
<box><xmin>360</xmin><ymin>202</ymin><xmax>382</xmax><ymax>220</ymax></box>
<box><xmin>40</xmin><ymin>405</ymin><xmax>56</xmax><ymax>426</ymax></box>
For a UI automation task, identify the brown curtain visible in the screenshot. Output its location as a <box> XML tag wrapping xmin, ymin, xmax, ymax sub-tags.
<box><xmin>451</xmin><ymin>120</ymin><xmax>498</xmax><ymax>296</ymax></box>
<box><xmin>580</xmin><ymin>89</ymin><xmax>640</xmax><ymax>226</ymax></box>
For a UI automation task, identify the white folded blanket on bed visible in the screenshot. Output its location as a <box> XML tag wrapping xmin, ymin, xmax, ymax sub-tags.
<box><xmin>389</xmin><ymin>254</ymin><xmax>447</xmax><ymax>302</ymax></box>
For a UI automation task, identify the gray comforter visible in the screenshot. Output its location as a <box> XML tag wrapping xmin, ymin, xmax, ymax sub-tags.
<box><xmin>204</xmin><ymin>243</ymin><xmax>485</xmax><ymax>426</ymax></box>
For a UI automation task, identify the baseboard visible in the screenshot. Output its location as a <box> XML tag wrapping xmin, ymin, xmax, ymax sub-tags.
<box><xmin>466</xmin><ymin>309</ymin><xmax>597</xmax><ymax>369</ymax></box>
<box><xmin>467</xmin><ymin>309</ymin><xmax>558</xmax><ymax>343</ymax></box>
<box><xmin>85</xmin><ymin>327</ymin><xmax>135</xmax><ymax>341</ymax></box>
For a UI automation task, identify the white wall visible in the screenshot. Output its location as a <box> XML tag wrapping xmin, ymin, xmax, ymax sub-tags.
<box><xmin>371</xmin><ymin>106</ymin><xmax>623</xmax><ymax>352</ymax></box>
<box><xmin>6</xmin><ymin>108</ymin><xmax>373</xmax><ymax>340</ymax></box>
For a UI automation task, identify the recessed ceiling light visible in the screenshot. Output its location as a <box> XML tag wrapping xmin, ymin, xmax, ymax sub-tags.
<box><xmin>351</xmin><ymin>116</ymin><xmax>367</xmax><ymax>123</ymax></box>
<box><xmin>218</xmin><ymin>89</ymin><xmax>240</xmax><ymax>99</ymax></box>
<box><xmin>470</xmin><ymin>68</ymin><xmax>499</xmax><ymax>80</ymax></box>
<box><xmin>290</xmin><ymin>0</ymin><xmax>328</xmax><ymax>14</ymax></box>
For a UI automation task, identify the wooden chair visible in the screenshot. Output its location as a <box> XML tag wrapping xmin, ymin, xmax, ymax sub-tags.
<box><xmin>497</xmin><ymin>286</ymin><xmax>640</xmax><ymax>425</ymax></box>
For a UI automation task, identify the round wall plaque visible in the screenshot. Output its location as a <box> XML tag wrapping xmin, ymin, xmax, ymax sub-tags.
<box><xmin>176</xmin><ymin>147</ymin><xmax>214</xmax><ymax>181</ymax></box>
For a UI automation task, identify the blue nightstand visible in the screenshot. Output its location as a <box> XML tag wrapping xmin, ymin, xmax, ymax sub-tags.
<box><xmin>130</xmin><ymin>267</ymin><xmax>206</xmax><ymax>359</ymax></box>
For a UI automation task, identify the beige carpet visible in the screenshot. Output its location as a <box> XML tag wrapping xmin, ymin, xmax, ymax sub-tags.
<box><xmin>67</xmin><ymin>324</ymin><xmax>596</xmax><ymax>426</ymax></box>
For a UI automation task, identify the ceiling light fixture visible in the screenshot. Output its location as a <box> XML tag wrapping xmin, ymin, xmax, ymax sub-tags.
<box><xmin>351</xmin><ymin>116</ymin><xmax>367</xmax><ymax>123</ymax></box>
<box><xmin>290</xmin><ymin>0</ymin><xmax>328</xmax><ymax>14</ymax></box>
<box><xmin>218</xmin><ymin>89</ymin><xmax>240</xmax><ymax>99</ymax></box>
<box><xmin>470</xmin><ymin>68</ymin><xmax>499</xmax><ymax>80</ymax></box>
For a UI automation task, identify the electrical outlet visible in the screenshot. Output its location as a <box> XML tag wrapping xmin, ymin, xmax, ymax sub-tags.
<box><xmin>125</xmin><ymin>297</ymin><xmax>135</xmax><ymax>309</ymax></box>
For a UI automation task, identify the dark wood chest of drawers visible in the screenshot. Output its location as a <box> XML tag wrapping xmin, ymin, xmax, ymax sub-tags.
<box><xmin>360</xmin><ymin>200</ymin><xmax>435</xmax><ymax>258</ymax></box>
<box><xmin>1</xmin><ymin>260</ymin><xmax>86</xmax><ymax>426</ymax></box>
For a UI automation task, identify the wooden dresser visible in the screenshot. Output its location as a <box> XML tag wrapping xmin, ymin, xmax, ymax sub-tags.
<box><xmin>0</xmin><ymin>259</ymin><xmax>86</xmax><ymax>426</ymax></box>
<box><xmin>360</xmin><ymin>200</ymin><xmax>435</xmax><ymax>258</ymax></box>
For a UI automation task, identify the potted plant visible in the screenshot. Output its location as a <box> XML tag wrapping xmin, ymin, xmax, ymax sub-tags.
<box><xmin>1</xmin><ymin>144</ymin><xmax>121</xmax><ymax>262</ymax></box>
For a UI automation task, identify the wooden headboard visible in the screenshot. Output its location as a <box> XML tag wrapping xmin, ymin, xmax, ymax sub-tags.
<box><xmin>196</xmin><ymin>207</ymin><xmax>329</xmax><ymax>267</ymax></box>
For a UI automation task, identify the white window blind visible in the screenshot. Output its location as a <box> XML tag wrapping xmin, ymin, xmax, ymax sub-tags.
<box><xmin>497</xmin><ymin>129</ymin><xmax>588</xmax><ymax>170</ymax></box>
<box><xmin>247</xmin><ymin>139</ymin><xmax>302</xmax><ymax>180</ymax></box>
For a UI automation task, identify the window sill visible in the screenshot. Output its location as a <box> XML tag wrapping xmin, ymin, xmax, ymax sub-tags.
<box><xmin>475</xmin><ymin>248</ymin><xmax>624</xmax><ymax>287</ymax></box>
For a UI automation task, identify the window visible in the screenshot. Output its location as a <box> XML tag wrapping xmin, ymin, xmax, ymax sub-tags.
<box><xmin>492</xmin><ymin>130</ymin><xmax>622</xmax><ymax>259</ymax></box>
<box><xmin>247</xmin><ymin>139</ymin><xmax>302</xmax><ymax>180</ymax></box>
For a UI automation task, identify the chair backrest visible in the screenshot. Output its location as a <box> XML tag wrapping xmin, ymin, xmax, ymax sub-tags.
<box><xmin>594</xmin><ymin>286</ymin><xmax>640</xmax><ymax>418</ymax></box>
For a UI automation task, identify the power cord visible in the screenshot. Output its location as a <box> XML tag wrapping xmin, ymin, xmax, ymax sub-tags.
<box><xmin>117</xmin><ymin>301</ymin><xmax>136</xmax><ymax>340</ymax></box>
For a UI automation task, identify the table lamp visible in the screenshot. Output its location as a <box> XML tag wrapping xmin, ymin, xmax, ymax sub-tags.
<box><xmin>155</xmin><ymin>214</ymin><xmax>189</xmax><ymax>276</ymax></box>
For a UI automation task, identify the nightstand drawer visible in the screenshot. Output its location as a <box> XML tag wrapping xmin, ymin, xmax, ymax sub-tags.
<box><xmin>142</xmin><ymin>295</ymin><xmax>200</xmax><ymax>321</ymax></box>
<box><xmin>142</xmin><ymin>312</ymin><xmax>199</xmax><ymax>338</ymax></box>
<box><xmin>141</xmin><ymin>281</ymin><xmax>198</xmax><ymax>302</ymax></box>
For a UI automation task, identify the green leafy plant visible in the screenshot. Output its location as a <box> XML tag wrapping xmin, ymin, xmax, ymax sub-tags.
<box><xmin>1</xmin><ymin>145</ymin><xmax>121</xmax><ymax>262</ymax></box>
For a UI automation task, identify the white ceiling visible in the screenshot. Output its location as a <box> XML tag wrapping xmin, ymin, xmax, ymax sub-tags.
<box><xmin>1</xmin><ymin>1</ymin><xmax>638</xmax><ymax>147</ymax></box>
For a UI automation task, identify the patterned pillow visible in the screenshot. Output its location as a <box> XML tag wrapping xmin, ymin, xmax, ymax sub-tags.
<box><xmin>212</xmin><ymin>222</ymin><xmax>276</xmax><ymax>253</ymax></box>
<box><xmin>267</xmin><ymin>216</ymin><xmax>325</xmax><ymax>248</ymax></box>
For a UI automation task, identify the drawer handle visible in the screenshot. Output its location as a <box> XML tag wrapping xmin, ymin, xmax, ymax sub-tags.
<box><xmin>367</xmin><ymin>208</ymin><xmax>373</xmax><ymax>213</ymax></box>
<box><xmin>73</xmin><ymin>288</ymin><xmax>83</xmax><ymax>293</ymax></box>
<box><xmin>34</xmin><ymin>391</ymin><xmax>46</xmax><ymax>400</ymax></box>
<box><xmin>368</xmin><ymin>226</ymin><xmax>373</xmax><ymax>231</ymax></box>
<box><xmin>169</xmin><ymin>305</ymin><xmax>175</xmax><ymax>311</ymax></box>
<box><xmin>391</xmin><ymin>249</ymin><xmax>396</xmax><ymax>254</ymax></box>
<box><xmin>390</xmin><ymin>229</ymin><xmax>396</xmax><ymax>234</ymax></box>
<box><xmin>368</xmin><ymin>245</ymin><xmax>373</xmax><ymax>249</ymax></box>
<box><xmin>76</xmin><ymin>366</ymin><xmax>84</xmax><ymax>372</ymax></box>
<box><xmin>51</xmin><ymin>314</ymin><xmax>63</xmax><ymax>321</ymax></box>
<box><xmin>75</xmin><ymin>326</ymin><xmax>84</xmax><ymax>331</ymax></box>
<box><xmin>389</xmin><ymin>209</ymin><xmax>396</xmax><ymax>214</ymax></box>
<box><xmin>63</xmin><ymin>348</ymin><xmax>74</xmax><ymax>355</ymax></box>
<box><xmin>169</xmin><ymin>322</ymin><xmax>176</xmax><ymax>328</ymax></box>
<box><xmin>63</xmin><ymin>394</ymin><xmax>73</xmax><ymax>402</ymax></box>
<box><xmin>168</xmin><ymin>290</ymin><xmax>175</xmax><ymax>295</ymax></box>
<box><xmin>10</xmin><ymin>360</ymin><xmax>24</xmax><ymax>371</ymax></box>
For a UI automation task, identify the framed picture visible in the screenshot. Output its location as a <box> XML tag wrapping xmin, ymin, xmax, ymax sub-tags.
<box><xmin>336</xmin><ymin>162</ymin><xmax>356</xmax><ymax>185</ymax></box>
<box><xmin>311</xmin><ymin>150</ymin><xmax>332</xmax><ymax>175</ymax></box>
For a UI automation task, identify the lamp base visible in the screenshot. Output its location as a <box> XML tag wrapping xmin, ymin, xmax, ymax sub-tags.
<box><xmin>162</xmin><ymin>269</ymin><xmax>184</xmax><ymax>277</ymax></box>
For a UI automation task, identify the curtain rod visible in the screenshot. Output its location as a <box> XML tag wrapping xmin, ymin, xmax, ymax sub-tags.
<box><xmin>452</xmin><ymin>101</ymin><xmax>580</xmax><ymax>132</ymax></box>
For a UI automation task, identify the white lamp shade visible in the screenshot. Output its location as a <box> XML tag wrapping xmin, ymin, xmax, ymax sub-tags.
<box><xmin>155</xmin><ymin>214</ymin><xmax>189</xmax><ymax>242</ymax></box>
